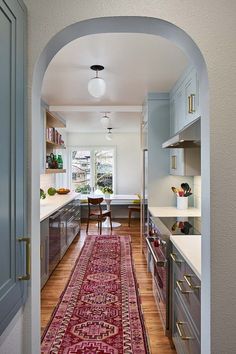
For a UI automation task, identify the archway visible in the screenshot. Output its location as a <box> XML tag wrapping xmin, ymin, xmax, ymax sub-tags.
<box><xmin>31</xmin><ymin>16</ymin><xmax>209</xmax><ymax>354</ymax></box>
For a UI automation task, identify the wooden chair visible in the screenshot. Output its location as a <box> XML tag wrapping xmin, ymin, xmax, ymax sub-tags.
<box><xmin>128</xmin><ymin>204</ymin><xmax>140</xmax><ymax>227</ymax></box>
<box><xmin>86</xmin><ymin>197</ymin><xmax>112</xmax><ymax>234</ymax></box>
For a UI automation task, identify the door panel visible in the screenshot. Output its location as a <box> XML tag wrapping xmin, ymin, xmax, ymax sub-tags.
<box><xmin>0</xmin><ymin>0</ymin><xmax>26</xmax><ymax>335</ymax></box>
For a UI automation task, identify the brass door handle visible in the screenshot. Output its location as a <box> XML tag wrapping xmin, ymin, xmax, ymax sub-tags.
<box><xmin>184</xmin><ymin>274</ymin><xmax>201</xmax><ymax>290</ymax></box>
<box><xmin>176</xmin><ymin>321</ymin><xmax>194</xmax><ymax>340</ymax></box>
<box><xmin>18</xmin><ymin>237</ymin><xmax>31</xmax><ymax>280</ymax></box>
<box><xmin>170</xmin><ymin>253</ymin><xmax>183</xmax><ymax>264</ymax></box>
<box><xmin>176</xmin><ymin>280</ymin><xmax>193</xmax><ymax>294</ymax></box>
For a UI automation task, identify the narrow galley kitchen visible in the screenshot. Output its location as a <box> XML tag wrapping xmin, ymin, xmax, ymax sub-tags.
<box><xmin>39</xmin><ymin>32</ymin><xmax>201</xmax><ymax>354</ymax></box>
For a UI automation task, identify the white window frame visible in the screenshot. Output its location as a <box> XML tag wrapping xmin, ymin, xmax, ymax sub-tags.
<box><xmin>68</xmin><ymin>145</ymin><xmax>116</xmax><ymax>194</ymax></box>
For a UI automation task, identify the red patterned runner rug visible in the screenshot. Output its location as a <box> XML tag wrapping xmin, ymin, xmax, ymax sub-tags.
<box><xmin>41</xmin><ymin>235</ymin><xmax>149</xmax><ymax>353</ymax></box>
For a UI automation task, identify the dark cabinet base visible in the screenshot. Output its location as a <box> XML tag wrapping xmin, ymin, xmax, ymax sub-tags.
<box><xmin>40</xmin><ymin>199</ymin><xmax>81</xmax><ymax>289</ymax></box>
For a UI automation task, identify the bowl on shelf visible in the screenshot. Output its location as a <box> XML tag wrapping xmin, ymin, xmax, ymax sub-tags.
<box><xmin>56</xmin><ymin>188</ymin><xmax>70</xmax><ymax>195</ymax></box>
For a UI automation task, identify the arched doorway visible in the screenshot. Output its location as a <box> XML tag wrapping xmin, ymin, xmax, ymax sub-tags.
<box><xmin>31</xmin><ymin>16</ymin><xmax>209</xmax><ymax>354</ymax></box>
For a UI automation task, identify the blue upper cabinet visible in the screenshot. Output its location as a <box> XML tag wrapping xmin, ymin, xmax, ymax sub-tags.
<box><xmin>183</xmin><ymin>67</ymin><xmax>200</xmax><ymax>127</ymax></box>
<box><xmin>170</xmin><ymin>66</ymin><xmax>200</xmax><ymax>135</ymax></box>
<box><xmin>0</xmin><ymin>0</ymin><xmax>27</xmax><ymax>335</ymax></box>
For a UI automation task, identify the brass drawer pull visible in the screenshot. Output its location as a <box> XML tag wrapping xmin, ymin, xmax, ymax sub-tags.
<box><xmin>18</xmin><ymin>237</ymin><xmax>31</xmax><ymax>280</ymax></box>
<box><xmin>176</xmin><ymin>321</ymin><xmax>194</xmax><ymax>340</ymax></box>
<box><xmin>184</xmin><ymin>274</ymin><xmax>201</xmax><ymax>290</ymax></box>
<box><xmin>176</xmin><ymin>280</ymin><xmax>193</xmax><ymax>294</ymax></box>
<box><xmin>170</xmin><ymin>253</ymin><xmax>183</xmax><ymax>264</ymax></box>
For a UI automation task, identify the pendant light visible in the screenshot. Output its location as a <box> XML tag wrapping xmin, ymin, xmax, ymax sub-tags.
<box><xmin>88</xmin><ymin>65</ymin><xmax>106</xmax><ymax>98</ymax></box>
<box><xmin>100</xmin><ymin>112</ymin><xmax>110</xmax><ymax>127</ymax></box>
<box><xmin>106</xmin><ymin>128</ymin><xmax>112</xmax><ymax>141</ymax></box>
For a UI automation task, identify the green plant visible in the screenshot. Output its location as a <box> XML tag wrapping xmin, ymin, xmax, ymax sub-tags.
<box><xmin>75</xmin><ymin>184</ymin><xmax>91</xmax><ymax>194</ymax></box>
<box><xmin>40</xmin><ymin>188</ymin><xmax>46</xmax><ymax>199</ymax></box>
<box><xmin>101</xmin><ymin>186</ymin><xmax>113</xmax><ymax>194</ymax></box>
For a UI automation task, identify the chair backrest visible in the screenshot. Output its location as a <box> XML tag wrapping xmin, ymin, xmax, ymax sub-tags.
<box><xmin>87</xmin><ymin>197</ymin><xmax>104</xmax><ymax>215</ymax></box>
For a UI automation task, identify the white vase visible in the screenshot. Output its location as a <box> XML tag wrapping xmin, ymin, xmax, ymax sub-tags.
<box><xmin>177</xmin><ymin>196</ymin><xmax>188</xmax><ymax>210</ymax></box>
<box><xmin>104</xmin><ymin>193</ymin><xmax>110</xmax><ymax>199</ymax></box>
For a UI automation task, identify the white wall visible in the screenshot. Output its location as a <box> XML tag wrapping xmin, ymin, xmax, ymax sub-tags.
<box><xmin>1</xmin><ymin>2</ymin><xmax>235</xmax><ymax>354</ymax></box>
<box><xmin>67</xmin><ymin>132</ymin><xmax>141</xmax><ymax>195</ymax></box>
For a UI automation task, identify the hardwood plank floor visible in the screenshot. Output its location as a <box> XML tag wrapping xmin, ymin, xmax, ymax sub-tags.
<box><xmin>41</xmin><ymin>218</ymin><xmax>176</xmax><ymax>354</ymax></box>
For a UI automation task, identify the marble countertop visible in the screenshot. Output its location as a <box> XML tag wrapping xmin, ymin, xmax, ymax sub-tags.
<box><xmin>170</xmin><ymin>235</ymin><xmax>201</xmax><ymax>279</ymax></box>
<box><xmin>40</xmin><ymin>192</ymin><xmax>78</xmax><ymax>222</ymax></box>
<box><xmin>149</xmin><ymin>206</ymin><xmax>201</xmax><ymax>217</ymax></box>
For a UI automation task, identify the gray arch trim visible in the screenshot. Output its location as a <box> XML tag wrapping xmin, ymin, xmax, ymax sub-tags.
<box><xmin>31</xmin><ymin>15</ymin><xmax>210</xmax><ymax>354</ymax></box>
<box><xmin>33</xmin><ymin>16</ymin><xmax>207</xmax><ymax>94</ymax></box>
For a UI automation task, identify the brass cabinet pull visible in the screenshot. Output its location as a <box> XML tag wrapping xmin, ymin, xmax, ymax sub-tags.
<box><xmin>176</xmin><ymin>321</ymin><xmax>194</xmax><ymax>340</ymax></box>
<box><xmin>18</xmin><ymin>237</ymin><xmax>31</xmax><ymax>280</ymax></box>
<box><xmin>171</xmin><ymin>155</ymin><xmax>177</xmax><ymax>170</ymax></box>
<box><xmin>190</xmin><ymin>94</ymin><xmax>195</xmax><ymax>112</ymax></box>
<box><xmin>188</xmin><ymin>95</ymin><xmax>192</xmax><ymax>113</ymax></box>
<box><xmin>188</xmin><ymin>94</ymin><xmax>195</xmax><ymax>114</ymax></box>
<box><xmin>176</xmin><ymin>280</ymin><xmax>193</xmax><ymax>294</ymax></box>
<box><xmin>170</xmin><ymin>253</ymin><xmax>183</xmax><ymax>264</ymax></box>
<box><xmin>184</xmin><ymin>274</ymin><xmax>201</xmax><ymax>289</ymax></box>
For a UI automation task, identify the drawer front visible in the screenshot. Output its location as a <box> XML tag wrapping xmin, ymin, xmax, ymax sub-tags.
<box><xmin>170</xmin><ymin>247</ymin><xmax>185</xmax><ymax>275</ymax></box>
<box><xmin>173</xmin><ymin>262</ymin><xmax>200</xmax><ymax>336</ymax></box>
<box><xmin>173</xmin><ymin>291</ymin><xmax>200</xmax><ymax>354</ymax></box>
<box><xmin>153</xmin><ymin>277</ymin><xmax>167</xmax><ymax>331</ymax></box>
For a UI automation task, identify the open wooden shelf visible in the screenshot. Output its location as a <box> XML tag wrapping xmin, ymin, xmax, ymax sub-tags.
<box><xmin>46</xmin><ymin>111</ymin><xmax>66</xmax><ymax>128</ymax></box>
<box><xmin>46</xmin><ymin>140</ymin><xmax>66</xmax><ymax>149</ymax></box>
<box><xmin>45</xmin><ymin>169</ymin><xmax>66</xmax><ymax>174</ymax></box>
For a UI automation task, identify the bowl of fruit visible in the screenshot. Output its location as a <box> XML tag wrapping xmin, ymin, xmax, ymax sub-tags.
<box><xmin>56</xmin><ymin>188</ymin><xmax>70</xmax><ymax>195</ymax></box>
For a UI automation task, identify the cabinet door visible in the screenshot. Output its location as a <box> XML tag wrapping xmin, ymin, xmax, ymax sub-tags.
<box><xmin>169</xmin><ymin>97</ymin><xmax>175</xmax><ymax>136</ymax></box>
<box><xmin>184</xmin><ymin>69</ymin><xmax>199</xmax><ymax>126</ymax></box>
<box><xmin>175</xmin><ymin>87</ymin><xmax>185</xmax><ymax>132</ymax></box>
<box><xmin>0</xmin><ymin>0</ymin><xmax>27</xmax><ymax>335</ymax></box>
<box><xmin>173</xmin><ymin>291</ymin><xmax>200</xmax><ymax>354</ymax></box>
<box><xmin>40</xmin><ymin>219</ymin><xmax>49</xmax><ymax>288</ymax></box>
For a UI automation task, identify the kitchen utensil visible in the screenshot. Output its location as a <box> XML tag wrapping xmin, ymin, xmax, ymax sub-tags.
<box><xmin>171</xmin><ymin>186</ymin><xmax>178</xmax><ymax>194</ymax></box>
<box><xmin>181</xmin><ymin>183</ymin><xmax>191</xmax><ymax>196</ymax></box>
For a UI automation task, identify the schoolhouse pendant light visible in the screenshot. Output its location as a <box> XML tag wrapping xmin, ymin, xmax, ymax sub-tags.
<box><xmin>88</xmin><ymin>65</ymin><xmax>106</xmax><ymax>98</ymax></box>
<box><xmin>106</xmin><ymin>127</ymin><xmax>112</xmax><ymax>141</ymax></box>
<box><xmin>100</xmin><ymin>112</ymin><xmax>110</xmax><ymax>127</ymax></box>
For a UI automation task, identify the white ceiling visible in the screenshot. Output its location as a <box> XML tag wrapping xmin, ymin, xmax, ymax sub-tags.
<box><xmin>41</xmin><ymin>33</ymin><xmax>189</xmax><ymax>133</ymax></box>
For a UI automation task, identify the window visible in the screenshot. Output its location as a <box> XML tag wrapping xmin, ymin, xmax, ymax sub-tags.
<box><xmin>70</xmin><ymin>147</ymin><xmax>115</xmax><ymax>194</ymax></box>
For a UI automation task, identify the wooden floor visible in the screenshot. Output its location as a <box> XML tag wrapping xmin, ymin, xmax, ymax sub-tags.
<box><xmin>41</xmin><ymin>219</ymin><xmax>176</xmax><ymax>354</ymax></box>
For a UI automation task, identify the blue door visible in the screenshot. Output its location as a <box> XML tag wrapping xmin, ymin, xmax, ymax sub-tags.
<box><xmin>0</xmin><ymin>0</ymin><xmax>27</xmax><ymax>335</ymax></box>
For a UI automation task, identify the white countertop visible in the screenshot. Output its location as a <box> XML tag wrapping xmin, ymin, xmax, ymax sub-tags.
<box><xmin>40</xmin><ymin>192</ymin><xmax>78</xmax><ymax>222</ymax></box>
<box><xmin>170</xmin><ymin>235</ymin><xmax>201</xmax><ymax>279</ymax></box>
<box><xmin>79</xmin><ymin>194</ymin><xmax>139</xmax><ymax>205</ymax></box>
<box><xmin>149</xmin><ymin>206</ymin><xmax>201</xmax><ymax>217</ymax></box>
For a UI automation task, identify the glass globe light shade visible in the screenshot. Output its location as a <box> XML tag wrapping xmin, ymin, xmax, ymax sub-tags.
<box><xmin>101</xmin><ymin>115</ymin><xmax>110</xmax><ymax>127</ymax></box>
<box><xmin>88</xmin><ymin>77</ymin><xmax>106</xmax><ymax>98</ymax></box>
<box><xmin>106</xmin><ymin>132</ymin><xmax>112</xmax><ymax>141</ymax></box>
